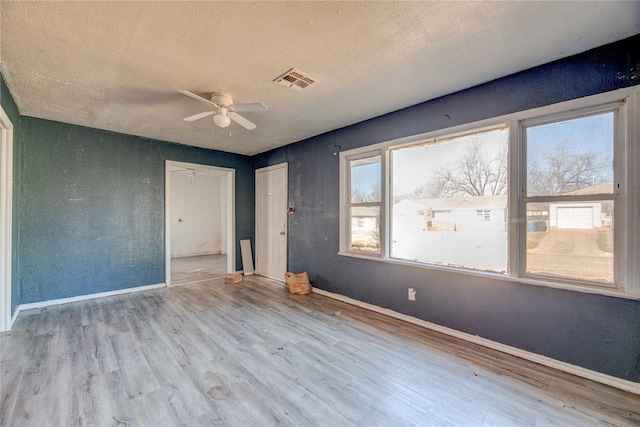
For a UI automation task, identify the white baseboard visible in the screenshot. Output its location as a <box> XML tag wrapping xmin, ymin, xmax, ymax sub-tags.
<box><xmin>253</xmin><ymin>272</ymin><xmax>286</xmax><ymax>282</ymax></box>
<box><xmin>10</xmin><ymin>307</ymin><xmax>19</xmax><ymax>328</ymax></box>
<box><xmin>15</xmin><ymin>283</ymin><xmax>166</xmax><ymax>315</ymax></box>
<box><xmin>312</xmin><ymin>287</ymin><xmax>640</xmax><ymax>395</ymax></box>
<box><xmin>167</xmin><ymin>278</ymin><xmax>216</xmax><ymax>288</ymax></box>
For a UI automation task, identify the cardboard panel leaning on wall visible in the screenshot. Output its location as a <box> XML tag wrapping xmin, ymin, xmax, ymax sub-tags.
<box><xmin>252</xmin><ymin>35</ymin><xmax>640</xmax><ymax>382</ymax></box>
<box><xmin>16</xmin><ymin>117</ymin><xmax>253</xmax><ymax>304</ymax></box>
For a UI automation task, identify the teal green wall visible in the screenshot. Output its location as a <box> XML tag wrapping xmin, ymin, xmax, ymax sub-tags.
<box><xmin>6</xmin><ymin>93</ymin><xmax>253</xmax><ymax>306</ymax></box>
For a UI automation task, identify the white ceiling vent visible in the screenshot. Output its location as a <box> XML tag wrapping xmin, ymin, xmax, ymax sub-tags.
<box><xmin>273</xmin><ymin>68</ymin><xmax>316</xmax><ymax>91</ymax></box>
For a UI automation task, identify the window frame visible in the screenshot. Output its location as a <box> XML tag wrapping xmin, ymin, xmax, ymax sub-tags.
<box><xmin>338</xmin><ymin>86</ymin><xmax>640</xmax><ymax>299</ymax></box>
<box><xmin>386</xmin><ymin>124</ymin><xmax>510</xmax><ymax>272</ymax></box>
<box><xmin>518</xmin><ymin>104</ymin><xmax>623</xmax><ymax>288</ymax></box>
<box><xmin>342</xmin><ymin>149</ymin><xmax>385</xmax><ymax>257</ymax></box>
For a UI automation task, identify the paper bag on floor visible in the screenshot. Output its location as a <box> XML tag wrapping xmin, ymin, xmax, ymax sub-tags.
<box><xmin>284</xmin><ymin>272</ymin><xmax>312</xmax><ymax>295</ymax></box>
<box><xmin>224</xmin><ymin>274</ymin><xmax>243</xmax><ymax>284</ymax></box>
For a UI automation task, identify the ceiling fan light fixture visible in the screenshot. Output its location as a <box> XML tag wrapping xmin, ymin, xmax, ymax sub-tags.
<box><xmin>179</xmin><ymin>90</ymin><xmax>264</xmax><ymax>130</ymax></box>
<box><xmin>213</xmin><ymin>109</ymin><xmax>231</xmax><ymax>128</ymax></box>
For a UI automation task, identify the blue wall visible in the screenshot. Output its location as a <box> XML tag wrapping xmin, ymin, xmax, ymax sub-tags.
<box><xmin>2</xmin><ymin>82</ymin><xmax>254</xmax><ymax>307</ymax></box>
<box><xmin>253</xmin><ymin>35</ymin><xmax>640</xmax><ymax>382</ymax></box>
<box><xmin>3</xmin><ymin>35</ymin><xmax>639</xmax><ymax>382</ymax></box>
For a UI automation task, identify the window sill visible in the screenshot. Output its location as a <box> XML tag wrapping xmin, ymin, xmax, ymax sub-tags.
<box><xmin>337</xmin><ymin>251</ymin><xmax>639</xmax><ymax>301</ymax></box>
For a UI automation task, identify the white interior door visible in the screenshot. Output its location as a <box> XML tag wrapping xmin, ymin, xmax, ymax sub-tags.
<box><xmin>256</xmin><ymin>163</ymin><xmax>287</xmax><ymax>280</ymax></box>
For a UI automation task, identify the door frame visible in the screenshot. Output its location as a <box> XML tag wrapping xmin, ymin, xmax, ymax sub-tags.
<box><xmin>165</xmin><ymin>160</ymin><xmax>235</xmax><ymax>286</ymax></box>
<box><xmin>255</xmin><ymin>162</ymin><xmax>288</xmax><ymax>280</ymax></box>
<box><xmin>0</xmin><ymin>106</ymin><xmax>14</xmax><ymax>332</ymax></box>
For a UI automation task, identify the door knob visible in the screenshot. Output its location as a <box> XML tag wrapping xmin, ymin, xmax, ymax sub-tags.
<box><xmin>280</xmin><ymin>231</ymin><xmax>286</xmax><ymax>236</ymax></box>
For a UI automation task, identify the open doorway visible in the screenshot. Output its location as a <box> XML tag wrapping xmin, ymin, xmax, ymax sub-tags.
<box><xmin>165</xmin><ymin>161</ymin><xmax>235</xmax><ymax>287</ymax></box>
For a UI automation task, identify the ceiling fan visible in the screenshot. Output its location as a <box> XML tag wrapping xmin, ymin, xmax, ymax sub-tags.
<box><xmin>179</xmin><ymin>90</ymin><xmax>267</xmax><ymax>130</ymax></box>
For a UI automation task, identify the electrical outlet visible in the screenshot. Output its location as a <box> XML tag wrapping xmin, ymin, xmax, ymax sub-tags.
<box><xmin>408</xmin><ymin>288</ymin><xmax>416</xmax><ymax>301</ymax></box>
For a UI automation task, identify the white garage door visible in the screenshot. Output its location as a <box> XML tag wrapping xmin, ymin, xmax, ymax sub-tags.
<box><xmin>557</xmin><ymin>207</ymin><xmax>593</xmax><ymax>229</ymax></box>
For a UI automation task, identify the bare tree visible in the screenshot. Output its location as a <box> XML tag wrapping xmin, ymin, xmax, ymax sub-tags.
<box><xmin>426</xmin><ymin>138</ymin><xmax>609</xmax><ymax>199</ymax></box>
<box><xmin>351</xmin><ymin>183</ymin><xmax>381</xmax><ymax>203</ymax></box>
<box><xmin>410</xmin><ymin>184</ymin><xmax>432</xmax><ymax>199</ymax></box>
<box><xmin>429</xmin><ymin>139</ymin><xmax>507</xmax><ymax>197</ymax></box>
<box><xmin>527</xmin><ymin>141</ymin><xmax>610</xmax><ymax>196</ymax></box>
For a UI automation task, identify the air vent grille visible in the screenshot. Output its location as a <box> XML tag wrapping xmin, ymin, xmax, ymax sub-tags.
<box><xmin>274</xmin><ymin>68</ymin><xmax>316</xmax><ymax>91</ymax></box>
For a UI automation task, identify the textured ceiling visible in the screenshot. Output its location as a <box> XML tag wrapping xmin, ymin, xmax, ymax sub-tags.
<box><xmin>1</xmin><ymin>2</ymin><xmax>638</xmax><ymax>155</ymax></box>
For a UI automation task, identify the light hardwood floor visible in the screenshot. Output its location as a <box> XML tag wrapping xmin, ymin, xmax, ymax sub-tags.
<box><xmin>1</xmin><ymin>275</ymin><xmax>639</xmax><ymax>426</ymax></box>
<box><xmin>171</xmin><ymin>254</ymin><xmax>228</xmax><ymax>286</ymax></box>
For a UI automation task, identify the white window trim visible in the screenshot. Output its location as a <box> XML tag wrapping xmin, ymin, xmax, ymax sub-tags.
<box><xmin>341</xmin><ymin>150</ymin><xmax>385</xmax><ymax>257</ymax></box>
<box><xmin>338</xmin><ymin>86</ymin><xmax>640</xmax><ymax>299</ymax></box>
<box><xmin>0</xmin><ymin>106</ymin><xmax>14</xmax><ymax>332</ymax></box>
<box><xmin>519</xmin><ymin>103</ymin><xmax>622</xmax><ymax>289</ymax></box>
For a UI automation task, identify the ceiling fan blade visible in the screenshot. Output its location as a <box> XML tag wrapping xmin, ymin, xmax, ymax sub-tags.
<box><xmin>178</xmin><ymin>90</ymin><xmax>219</xmax><ymax>108</ymax></box>
<box><xmin>229</xmin><ymin>112</ymin><xmax>257</xmax><ymax>130</ymax></box>
<box><xmin>183</xmin><ymin>111</ymin><xmax>214</xmax><ymax>122</ymax></box>
<box><xmin>230</xmin><ymin>102</ymin><xmax>268</xmax><ymax>112</ymax></box>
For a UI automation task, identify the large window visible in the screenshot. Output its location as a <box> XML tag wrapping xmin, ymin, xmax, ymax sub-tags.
<box><xmin>522</xmin><ymin>110</ymin><xmax>617</xmax><ymax>285</ymax></box>
<box><xmin>390</xmin><ymin>126</ymin><xmax>509</xmax><ymax>272</ymax></box>
<box><xmin>339</xmin><ymin>87</ymin><xmax>639</xmax><ymax>297</ymax></box>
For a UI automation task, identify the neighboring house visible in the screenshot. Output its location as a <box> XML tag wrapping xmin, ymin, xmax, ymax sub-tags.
<box><xmin>549</xmin><ymin>203</ymin><xmax>604</xmax><ymax>229</ymax></box>
<box><xmin>350</xmin><ymin>206</ymin><xmax>380</xmax><ymax>249</ymax></box>
<box><xmin>392</xmin><ymin>199</ymin><xmax>429</xmax><ymax>236</ymax></box>
<box><xmin>548</xmin><ymin>183</ymin><xmax>613</xmax><ymax>230</ymax></box>
<box><xmin>560</xmin><ymin>183</ymin><xmax>614</xmax><ymax>196</ymax></box>
<box><xmin>393</xmin><ymin>195</ymin><xmax>507</xmax><ymax>233</ymax></box>
<box><xmin>394</xmin><ymin>189</ymin><xmax>612</xmax><ymax>233</ymax></box>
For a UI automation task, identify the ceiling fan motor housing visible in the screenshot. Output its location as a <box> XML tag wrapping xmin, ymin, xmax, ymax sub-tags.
<box><xmin>211</xmin><ymin>93</ymin><xmax>233</xmax><ymax>106</ymax></box>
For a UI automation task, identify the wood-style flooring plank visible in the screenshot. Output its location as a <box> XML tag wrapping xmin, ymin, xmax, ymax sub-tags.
<box><xmin>0</xmin><ymin>357</ymin><xmax>25</xmax><ymax>426</ymax></box>
<box><xmin>109</xmin><ymin>333</ymin><xmax>161</xmax><ymax>400</ymax></box>
<box><xmin>140</xmin><ymin>340</ymin><xmax>212</xmax><ymax>423</ymax></box>
<box><xmin>1</xmin><ymin>275</ymin><xmax>639</xmax><ymax>426</ymax></box>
